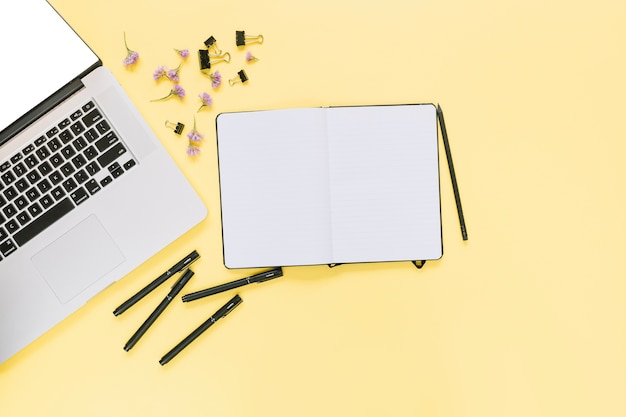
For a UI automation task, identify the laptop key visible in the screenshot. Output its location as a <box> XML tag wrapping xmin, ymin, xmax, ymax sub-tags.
<box><xmin>84</xmin><ymin>128</ymin><xmax>98</xmax><ymax>143</ymax></box>
<box><xmin>1</xmin><ymin>171</ymin><xmax>16</xmax><ymax>185</ymax></box>
<box><xmin>46</xmin><ymin>126</ymin><xmax>59</xmax><ymax>138</ymax></box>
<box><xmin>28</xmin><ymin>203</ymin><xmax>43</xmax><ymax>218</ymax></box>
<box><xmin>59</xmin><ymin>129</ymin><xmax>73</xmax><ymax>144</ymax></box>
<box><xmin>51</xmin><ymin>186</ymin><xmax>65</xmax><ymax>200</ymax></box>
<box><xmin>82</xmin><ymin>108</ymin><xmax>102</xmax><ymax>127</ymax></box>
<box><xmin>0</xmin><ymin>239</ymin><xmax>17</xmax><ymax>257</ymax></box>
<box><xmin>37</xmin><ymin>178</ymin><xmax>52</xmax><ymax>193</ymax></box>
<box><xmin>26</xmin><ymin>187</ymin><xmax>40</xmax><ymax>202</ymax></box>
<box><xmin>74</xmin><ymin>169</ymin><xmax>89</xmax><ymax>184</ymax></box>
<box><xmin>0</xmin><ymin>161</ymin><xmax>10</xmax><ymax>172</ymax></box>
<box><xmin>70</xmin><ymin>110</ymin><xmax>83</xmax><ymax>121</ymax></box>
<box><xmin>27</xmin><ymin>170</ymin><xmax>41</xmax><ymax>184</ymax></box>
<box><xmin>100</xmin><ymin>175</ymin><xmax>113</xmax><ymax>187</ymax></box>
<box><xmin>22</xmin><ymin>144</ymin><xmax>35</xmax><ymax>155</ymax></box>
<box><xmin>3</xmin><ymin>186</ymin><xmax>17</xmax><ymax>200</ymax></box>
<box><xmin>39</xmin><ymin>195</ymin><xmax>54</xmax><ymax>209</ymax></box>
<box><xmin>84</xmin><ymin>146</ymin><xmax>98</xmax><ymax>160</ymax></box>
<box><xmin>36</xmin><ymin>146</ymin><xmax>50</xmax><ymax>160</ymax></box>
<box><xmin>95</xmin><ymin>120</ymin><xmax>111</xmax><ymax>135</ymax></box>
<box><xmin>2</xmin><ymin>204</ymin><xmax>16</xmax><ymax>218</ymax></box>
<box><xmin>0</xmin><ymin>227</ymin><xmax>7</xmax><ymax>241</ymax></box>
<box><xmin>73</xmin><ymin>137</ymin><xmax>87</xmax><ymax>151</ymax></box>
<box><xmin>85</xmin><ymin>161</ymin><xmax>100</xmax><ymax>175</ymax></box>
<box><xmin>16</xmin><ymin>211</ymin><xmax>30</xmax><ymax>226</ymax></box>
<box><xmin>49</xmin><ymin>171</ymin><xmax>63</xmax><ymax>185</ymax></box>
<box><xmin>48</xmin><ymin>138</ymin><xmax>61</xmax><ymax>152</ymax></box>
<box><xmin>85</xmin><ymin>179</ymin><xmax>101</xmax><ymax>195</ymax></box>
<box><xmin>123</xmin><ymin>159</ymin><xmax>137</xmax><ymax>170</ymax></box>
<box><xmin>62</xmin><ymin>178</ymin><xmax>77</xmax><ymax>192</ymax></box>
<box><xmin>58</xmin><ymin>118</ymin><xmax>71</xmax><ymax>129</ymax></box>
<box><xmin>15</xmin><ymin>196</ymin><xmax>28</xmax><ymax>210</ymax></box>
<box><xmin>13</xmin><ymin>162</ymin><xmax>26</xmax><ymax>177</ymax></box>
<box><xmin>82</xmin><ymin>101</ymin><xmax>95</xmax><ymax>112</ymax></box>
<box><xmin>15</xmin><ymin>179</ymin><xmax>29</xmax><ymax>193</ymax></box>
<box><xmin>70</xmin><ymin>187</ymin><xmax>89</xmax><ymax>205</ymax></box>
<box><xmin>109</xmin><ymin>163</ymin><xmax>124</xmax><ymax>179</ymax></box>
<box><xmin>70</xmin><ymin>121</ymin><xmax>85</xmax><ymax>136</ymax></box>
<box><xmin>95</xmin><ymin>132</ymin><xmax>118</xmax><ymax>152</ymax></box>
<box><xmin>60</xmin><ymin>162</ymin><xmax>75</xmax><ymax>176</ymax></box>
<box><xmin>72</xmin><ymin>154</ymin><xmax>86</xmax><ymax>169</ymax></box>
<box><xmin>38</xmin><ymin>161</ymin><xmax>52</xmax><ymax>176</ymax></box>
<box><xmin>50</xmin><ymin>153</ymin><xmax>64</xmax><ymax>168</ymax></box>
<box><xmin>5</xmin><ymin>219</ymin><xmax>19</xmax><ymax>234</ymax></box>
<box><xmin>13</xmin><ymin>197</ymin><xmax>74</xmax><ymax>246</ymax></box>
<box><xmin>97</xmin><ymin>143</ymin><xmax>127</xmax><ymax>168</ymax></box>
<box><xmin>25</xmin><ymin>155</ymin><xmax>38</xmax><ymax>169</ymax></box>
<box><xmin>61</xmin><ymin>145</ymin><xmax>76</xmax><ymax>159</ymax></box>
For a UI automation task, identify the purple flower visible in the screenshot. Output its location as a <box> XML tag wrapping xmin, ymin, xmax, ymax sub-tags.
<box><xmin>167</xmin><ymin>68</ymin><xmax>180</xmax><ymax>82</ymax></box>
<box><xmin>187</xmin><ymin>128</ymin><xmax>204</xmax><ymax>143</ymax></box>
<box><xmin>123</xmin><ymin>51</ymin><xmax>139</xmax><ymax>66</ymax></box>
<box><xmin>153</xmin><ymin>65</ymin><xmax>167</xmax><ymax>80</ymax></box>
<box><xmin>208</xmin><ymin>71</ymin><xmax>222</xmax><ymax>88</ymax></box>
<box><xmin>186</xmin><ymin>144</ymin><xmax>200</xmax><ymax>156</ymax></box>
<box><xmin>172</xmin><ymin>84</ymin><xmax>185</xmax><ymax>98</ymax></box>
<box><xmin>165</xmin><ymin>61</ymin><xmax>183</xmax><ymax>82</ymax></box>
<box><xmin>151</xmin><ymin>84</ymin><xmax>186</xmax><ymax>101</ymax></box>
<box><xmin>122</xmin><ymin>33</ymin><xmax>139</xmax><ymax>66</ymax></box>
<box><xmin>184</xmin><ymin>118</ymin><xmax>203</xmax><ymax>156</ymax></box>
<box><xmin>175</xmin><ymin>48</ymin><xmax>190</xmax><ymax>58</ymax></box>
<box><xmin>197</xmin><ymin>92</ymin><xmax>213</xmax><ymax>112</ymax></box>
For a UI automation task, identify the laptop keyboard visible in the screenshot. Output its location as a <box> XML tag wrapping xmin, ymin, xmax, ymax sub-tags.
<box><xmin>0</xmin><ymin>101</ymin><xmax>136</xmax><ymax>261</ymax></box>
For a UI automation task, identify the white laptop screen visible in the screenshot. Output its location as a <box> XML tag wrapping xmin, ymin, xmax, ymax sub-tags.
<box><xmin>0</xmin><ymin>0</ymin><xmax>99</xmax><ymax>134</ymax></box>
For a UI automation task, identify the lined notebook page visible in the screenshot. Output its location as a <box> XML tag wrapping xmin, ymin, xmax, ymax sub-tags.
<box><xmin>217</xmin><ymin>109</ymin><xmax>333</xmax><ymax>268</ymax></box>
<box><xmin>326</xmin><ymin>105</ymin><xmax>442</xmax><ymax>263</ymax></box>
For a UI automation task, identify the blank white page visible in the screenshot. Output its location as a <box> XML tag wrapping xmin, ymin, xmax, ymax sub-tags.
<box><xmin>326</xmin><ymin>105</ymin><xmax>442</xmax><ymax>263</ymax></box>
<box><xmin>216</xmin><ymin>109</ymin><xmax>333</xmax><ymax>268</ymax></box>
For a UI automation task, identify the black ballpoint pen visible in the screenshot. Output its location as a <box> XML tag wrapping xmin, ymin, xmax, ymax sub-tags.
<box><xmin>159</xmin><ymin>294</ymin><xmax>243</xmax><ymax>366</ymax></box>
<box><xmin>123</xmin><ymin>269</ymin><xmax>194</xmax><ymax>351</ymax></box>
<box><xmin>113</xmin><ymin>250</ymin><xmax>200</xmax><ymax>316</ymax></box>
<box><xmin>181</xmin><ymin>267</ymin><xmax>283</xmax><ymax>302</ymax></box>
<box><xmin>437</xmin><ymin>104</ymin><xmax>468</xmax><ymax>241</ymax></box>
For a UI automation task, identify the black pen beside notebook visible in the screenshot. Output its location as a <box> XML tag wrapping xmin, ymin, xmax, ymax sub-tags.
<box><xmin>182</xmin><ymin>267</ymin><xmax>283</xmax><ymax>302</ymax></box>
<box><xmin>160</xmin><ymin>294</ymin><xmax>243</xmax><ymax>366</ymax></box>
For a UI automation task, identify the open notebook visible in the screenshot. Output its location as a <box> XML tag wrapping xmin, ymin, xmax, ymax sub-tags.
<box><xmin>216</xmin><ymin>104</ymin><xmax>442</xmax><ymax>268</ymax></box>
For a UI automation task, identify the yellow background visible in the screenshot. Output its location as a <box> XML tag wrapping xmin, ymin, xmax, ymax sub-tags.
<box><xmin>1</xmin><ymin>0</ymin><xmax>625</xmax><ymax>416</ymax></box>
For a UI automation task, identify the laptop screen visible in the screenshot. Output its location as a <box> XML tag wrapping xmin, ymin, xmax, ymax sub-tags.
<box><xmin>0</xmin><ymin>0</ymin><xmax>99</xmax><ymax>136</ymax></box>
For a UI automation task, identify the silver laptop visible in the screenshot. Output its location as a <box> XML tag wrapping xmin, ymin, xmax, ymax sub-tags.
<box><xmin>0</xmin><ymin>0</ymin><xmax>207</xmax><ymax>363</ymax></box>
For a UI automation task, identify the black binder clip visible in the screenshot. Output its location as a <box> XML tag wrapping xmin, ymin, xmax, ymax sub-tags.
<box><xmin>328</xmin><ymin>263</ymin><xmax>343</xmax><ymax>268</ymax></box>
<box><xmin>411</xmin><ymin>260</ymin><xmax>426</xmax><ymax>269</ymax></box>
<box><xmin>203</xmin><ymin>35</ymin><xmax>222</xmax><ymax>54</ymax></box>
<box><xmin>236</xmin><ymin>30</ymin><xmax>264</xmax><ymax>47</ymax></box>
<box><xmin>198</xmin><ymin>50</ymin><xmax>231</xmax><ymax>72</ymax></box>
<box><xmin>165</xmin><ymin>120</ymin><xmax>185</xmax><ymax>135</ymax></box>
<box><xmin>229</xmin><ymin>69</ymin><xmax>249</xmax><ymax>86</ymax></box>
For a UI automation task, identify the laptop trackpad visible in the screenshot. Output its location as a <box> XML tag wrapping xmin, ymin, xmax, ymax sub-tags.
<box><xmin>32</xmin><ymin>215</ymin><xmax>125</xmax><ymax>304</ymax></box>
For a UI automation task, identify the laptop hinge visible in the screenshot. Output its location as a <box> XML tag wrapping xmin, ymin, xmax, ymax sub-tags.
<box><xmin>0</xmin><ymin>61</ymin><xmax>100</xmax><ymax>147</ymax></box>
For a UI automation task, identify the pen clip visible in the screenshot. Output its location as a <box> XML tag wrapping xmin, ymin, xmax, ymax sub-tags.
<box><xmin>221</xmin><ymin>295</ymin><xmax>243</xmax><ymax>318</ymax></box>
<box><xmin>255</xmin><ymin>267</ymin><xmax>283</xmax><ymax>283</ymax></box>
<box><xmin>169</xmin><ymin>269</ymin><xmax>195</xmax><ymax>296</ymax></box>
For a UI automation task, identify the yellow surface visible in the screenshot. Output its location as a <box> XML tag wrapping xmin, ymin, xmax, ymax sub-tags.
<box><xmin>1</xmin><ymin>0</ymin><xmax>626</xmax><ymax>415</ymax></box>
